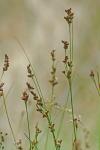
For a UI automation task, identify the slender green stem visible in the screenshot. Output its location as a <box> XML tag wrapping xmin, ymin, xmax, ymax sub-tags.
<box><xmin>34</xmin><ymin>132</ymin><xmax>38</xmax><ymax>150</ymax></box>
<box><xmin>68</xmin><ymin>79</ymin><xmax>77</xmax><ymax>142</ymax></box>
<box><xmin>47</xmin><ymin>115</ymin><xmax>58</xmax><ymax>150</ymax></box>
<box><xmin>69</xmin><ymin>24</ymin><xmax>72</xmax><ymax>62</ymax></box>
<box><xmin>51</xmin><ymin>61</ymin><xmax>55</xmax><ymax>102</ymax></box>
<box><xmin>72</xmin><ymin>21</ymin><xmax>74</xmax><ymax>62</ymax></box>
<box><xmin>44</xmin><ymin>127</ymin><xmax>49</xmax><ymax>150</ymax></box>
<box><xmin>2</xmin><ymin>93</ymin><xmax>17</xmax><ymax>147</ymax></box>
<box><xmin>68</xmin><ymin>20</ymin><xmax>77</xmax><ymax>146</ymax></box>
<box><xmin>25</xmin><ymin>102</ymin><xmax>31</xmax><ymax>150</ymax></box>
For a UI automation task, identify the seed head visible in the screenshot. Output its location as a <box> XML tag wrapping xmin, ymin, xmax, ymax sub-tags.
<box><xmin>62</xmin><ymin>40</ymin><xmax>69</xmax><ymax>50</ymax></box>
<box><xmin>3</xmin><ymin>54</ymin><xmax>9</xmax><ymax>72</ymax></box>
<box><xmin>90</xmin><ymin>70</ymin><xmax>94</xmax><ymax>77</ymax></box>
<box><xmin>64</xmin><ymin>8</ymin><xmax>74</xmax><ymax>24</ymax></box>
<box><xmin>21</xmin><ymin>91</ymin><xmax>29</xmax><ymax>102</ymax></box>
<box><xmin>27</xmin><ymin>64</ymin><xmax>34</xmax><ymax>78</ymax></box>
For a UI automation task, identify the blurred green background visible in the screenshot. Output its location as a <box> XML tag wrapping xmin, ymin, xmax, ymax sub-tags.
<box><xmin>0</xmin><ymin>0</ymin><xmax>100</xmax><ymax>149</ymax></box>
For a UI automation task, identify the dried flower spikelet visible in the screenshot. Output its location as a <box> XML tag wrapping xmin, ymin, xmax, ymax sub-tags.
<box><xmin>74</xmin><ymin>115</ymin><xmax>81</xmax><ymax>130</ymax></box>
<box><xmin>3</xmin><ymin>54</ymin><xmax>9</xmax><ymax>72</ymax></box>
<box><xmin>27</xmin><ymin>64</ymin><xmax>34</xmax><ymax>78</ymax></box>
<box><xmin>62</xmin><ymin>40</ymin><xmax>69</xmax><ymax>50</ymax></box>
<box><xmin>51</xmin><ymin>49</ymin><xmax>56</xmax><ymax>61</ymax></box>
<box><xmin>67</xmin><ymin>70</ymin><xmax>72</xmax><ymax>79</ymax></box>
<box><xmin>62</xmin><ymin>55</ymin><xmax>69</xmax><ymax>64</ymax></box>
<box><xmin>56</xmin><ymin>139</ymin><xmax>62</xmax><ymax>149</ymax></box>
<box><xmin>16</xmin><ymin>139</ymin><xmax>23</xmax><ymax>150</ymax></box>
<box><xmin>42</xmin><ymin>110</ymin><xmax>49</xmax><ymax>118</ymax></box>
<box><xmin>49</xmin><ymin>50</ymin><xmax>58</xmax><ymax>87</ymax></box>
<box><xmin>26</xmin><ymin>82</ymin><xmax>34</xmax><ymax>90</ymax></box>
<box><xmin>31</xmin><ymin>124</ymin><xmax>41</xmax><ymax>149</ymax></box>
<box><xmin>0</xmin><ymin>131</ymin><xmax>8</xmax><ymax>149</ymax></box>
<box><xmin>49</xmin><ymin>123</ymin><xmax>55</xmax><ymax>132</ymax></box>
<box><xmin>28</xmin><ymin>87</ymin><xmax>44</xmax><ymax>113</ymax></box>
<box><xmin>35</xmin><ymin>125</ymin><xmax>42</xmax><ymax>134</ymax></box>
<box><xmin>21</xmin><ymin>91</ymin><xmax>29</xmax><ymax>102</ymax></box>
<box><xmin>90</xmin><ymin>70</ymin><xmax>94</xmax><ymax>77</ymax></box>
<box><xmin>0</xmin><ymin>82</ymin><xmax>4</xmax><ymax>96</ymax></box>
<box><xmin>64</xmin><ymin>8</ymin><xmax>74</xmax><ymax>24</ymax></box>
<box><xmin>68</xmin><ymin>61</ymin><xmax>73</xmax><ymax>68</ymax></box>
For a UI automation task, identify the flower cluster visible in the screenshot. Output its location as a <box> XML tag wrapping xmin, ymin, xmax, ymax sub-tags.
<box><xmin>62</xmin><ymin>40</ymin><xmax>69</xmax><ymax>50</ymax></box>
<box><xmin>21</xmin><ymin>90</ymin><xmax>29</xmax><ymax>102</ymax></box>
<box><xmin>3</xmin><ymin>54</ymin><xmax>9</xmax><ymax>72</ymax></box>
<box><xmin>64</xmin><ymin>8</ymin><xmax>74</xmax><ymax>24</ymax></box>
<box><xmin>0</xmin><ymin>83</ymin><xmax>4</xmax><ymax>96</ymax></box>
<box><xmin>27</xmin><ymin>64</ymin><xmax>34</xmax><ymax>78</ymax></box>
<box><xmin>16</xmin><ymin>139</ymin><xmax>23</xmax><ymax>150</ymax></box>
<box><xmin>32</xmin><ymin>125</ymin><xmax>41</xmax><ymax>149</ymax></box>
<box><xmin>0</xmin><ymin>131</ymin><xmax>8</xmax><ymax>149</ymax></box>
<box><xmin>49</xmin><ymin>50</ymin><xmax>58</xmax><ymax>87</ymax></box>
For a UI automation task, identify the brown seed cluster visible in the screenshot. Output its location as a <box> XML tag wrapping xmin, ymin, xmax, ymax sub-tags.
<box><xmin>26</xmin><ymin>82</ymin><xmax>43</xmax><ymax>113</ymax></box>
<box><xmin>62</xmin><ymin>59</ymin><xmax>72</xmax><ymax>79</ymax></box>
<box><xmin>90</xmin><ymin>70</ymin><xmax>94</xmax><ymax>77</ymax></box>
<box><xmin>64</xmin><ymin>8</ymin><xmax>74</xmax><ymax>24</ymax></box>
<box><xmin>62</xmin><ymin>39</ymin><xmax>73</xmax><ymax>79</ymax></box>
<box><xmin>51</xmin><ymin>50</ymin><xmax>56</xmax><ymax>61</ymax></box>
<box><xmin>49</xmin><ymin>50</ymin><xmax>58</xmax><ymax>87</ymax></box>
<box><xmin>0</xmin><ymin>83</ymin><xmax>4</xmax><ymax>97</ymax></box>
<box><xmin>0</xmin><ymin>131</ymin><xmax>8</xmax><ymax>150</ymax></box>
<box><xmin>62</xmin><ymin>40</ymin><xmax>69</xmax><ymax>50</ymax></box>
<box><xmin>21</xmin><ymin>90</ymin><xmax>29</xmax><ymax>102</ymax></box>
<box><xmin>27</xmin><ymin>64</ymin><xmax>34</xmax><ymax>78</ymax></box>
<box><xmin>74</xmin><ymin>116</ymin><xmax>81</xmax><ymax>130</ymax></box>
<box><xmin>16</xmin><ymin>139</ymin><xmax>23</xmax><ymax>150</ymax></box>
<box><xmin>32</xmin><ymin>125</ymin><xmax>41</xmax><ymax>149</ymax></box>
<box><xmin>3</xmin><ymin>54</ymin><xmax>9</xmax><ymax>72</ymax></box>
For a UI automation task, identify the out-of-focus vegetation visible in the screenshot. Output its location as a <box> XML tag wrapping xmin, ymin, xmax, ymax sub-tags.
<box><xmin>0</xmin><ymin>0</ymin><xmax>100</xmax><ymax>150</ymax></box>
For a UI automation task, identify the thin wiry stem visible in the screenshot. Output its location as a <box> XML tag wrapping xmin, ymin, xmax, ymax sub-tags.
<box><xmin>2</xmin><ymin>93</ymin><xmax>17</xmax><ymax>148</ymax></box>
<box><xmin>44</xmin><ymin>128</ymin><xmax>49</xmax><ymax>150</ymax></box>
<box><xmin>25</xmin><ymin>102</ymin><xmax>31</xmax><ymax>150</ymax></box>
<box><xmin>68</xmin><ymin>17</ymin><xmax>77</xmax><ymax>144</ymax></box>
<box><xmin>51</xmin><ymin>61</ymin><xmax>55</xmax><ymax>102</ymax></box>
<box><xmin>68</xmin><ymin>79</ymin><xmax>77</xmax><ymax>141</ymax></box>
<box><xmin>72</xmin><ymin>21</ymin><xmax>74</xmax><ymax>62</ymax></box>
<box><xmin>34</xmin><ymin>132</ymin><xmax>38</xmax><ymax>150</ymax></box>
<box><xmin>47</xmin><ymin>116</ymin><xmax>58</xmax><ymax>150</ymax></box>
<box><xmin>69</xmin><ymin>24</ymin><xmax>72</xmax><ymax>62</ymax></box>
